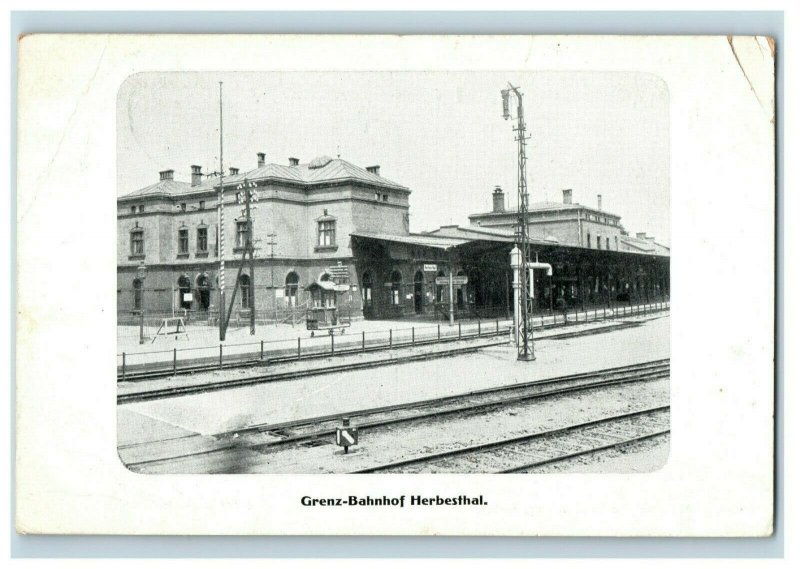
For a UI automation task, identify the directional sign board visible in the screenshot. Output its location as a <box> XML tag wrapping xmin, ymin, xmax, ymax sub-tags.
<box><xmin>435</xmin><ymin>276</ymin><xmax>468</xmax><ymax>286</ymax></box>
<box><xmin>423</xmin><ymin>264</ymin><xmax>438</xmax><ymax>272</ymax></box>
<box><xmin>335</xmin><ymin>426</ymin><xmax>358</xmax><ymax>447</ymax></box>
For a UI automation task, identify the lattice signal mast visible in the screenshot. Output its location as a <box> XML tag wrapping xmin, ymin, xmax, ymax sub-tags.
<box><xmin>502</xmin><ymin>84</ymin><xmax>535</xmax><ymax>361</ymax></box>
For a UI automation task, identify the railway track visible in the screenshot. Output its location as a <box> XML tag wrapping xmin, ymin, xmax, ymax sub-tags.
<box><xmin>117</xmin><ymin>337</ymin><xmax>510</xmax><ymax>403</ymax></box>
<box><xmin>118</xmin><ymin>327</ymin><xmax>511</xmax><ymax>382</ymax></box>
<box><xmin>121</xmin><ymin>358</ymin><xmax>670</xmax><ymax>471</ymax></box>
<box><xmin>352</xmin><ymin>406</ymin><xmax>670</xmax><ymax>474</ymax></box>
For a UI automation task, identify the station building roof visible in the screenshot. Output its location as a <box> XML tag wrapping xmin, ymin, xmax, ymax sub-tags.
<box><xmin>620</xmin><ymin>235</ymin><xmax>671</xmax><ymax>255</ymax></box>
<box><xmin>119</xmin><ymin>156</ymin><xmax>408</xmax><ymax>201</ymax></box>
<box><xmin>469</xmin><ymin>200</ymin><xmax>622</xmax><ymax>220</ymax></box>
<box><xmin>350</xmin><ymin>231</ymin><xmax>470</xmax><ymax>251</ymax></box>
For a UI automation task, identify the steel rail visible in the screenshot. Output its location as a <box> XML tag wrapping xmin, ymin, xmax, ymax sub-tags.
<box><xmin>351</xmin><ymin>406</ymin><xmax>670</xmax><ymax>473</ymax></box>
<box><xmin>117</xmin><ymin>338</ymin><xmax>510</xmax><ymax>404</ymax></box>
<box><xmin>118</xmin><ymin>327</ymin><xmax>511</xmax><ymax>381</ymax></box>
<box><xmin>498</xmin><ymin>429</ymin><xmax>670</xmax><ymax>473</ymax></box>
<box><xmin>122</xmin><ymin>361</ymin><xmax>669</xmax><ymax>469</ymax></box>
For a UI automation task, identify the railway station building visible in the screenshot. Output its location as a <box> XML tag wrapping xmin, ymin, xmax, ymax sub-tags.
<box><xmin>117</xmin><ymin>154</ymin><xmax>669</xmax><ymax>324</ymax></box>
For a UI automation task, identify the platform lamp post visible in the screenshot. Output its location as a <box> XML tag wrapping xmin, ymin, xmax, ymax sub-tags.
<box><xmin>137</xmin><ymin>262</ymin><xmax>146</xmax><ymax>344</ymax></box>
<box><xmin>502</xmin><ymin>83</ymin><xmax>535</xmax><ymax>361</ymax></box>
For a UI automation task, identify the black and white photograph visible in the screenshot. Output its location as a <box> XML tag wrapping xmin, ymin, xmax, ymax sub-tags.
<box><xmin>115</xmin><ymin>71</ymin><xmax>671</xmax><ymax>475</ymax></box>
<box><xmin>15</xmin><ymin>33</ymin><xmax>775</xmax><ymax>537</ymax></box>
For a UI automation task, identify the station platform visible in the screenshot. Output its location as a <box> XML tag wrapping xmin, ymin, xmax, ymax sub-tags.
<box><xmin>118</xmin><ymin>313</ymin><xmax>670</xmax><ymax>441</ymax></box>
<box><xmin>118</xmin><ymin>302</ymin><xmax>669</xmax><ymax>373</ymax></box>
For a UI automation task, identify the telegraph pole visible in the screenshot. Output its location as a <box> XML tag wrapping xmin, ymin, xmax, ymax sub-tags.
<box><xmin>217</xmin><ymin>81</ymin><xmax>226</xmax><ymax>341</ymax></box>
<box><xmin>502</xmin><ymin>83</ymin><xmax>535</xmax><ymax>361</ymax></box>
<box><xmin>245</xmin><ymin>182</ymin><xmax>256</xmax><ymax>335</ymax></box>
<box><xmin>265</xmin><ymin>232</ymin><xmax>277</xmax><ymax>325</ymax></box>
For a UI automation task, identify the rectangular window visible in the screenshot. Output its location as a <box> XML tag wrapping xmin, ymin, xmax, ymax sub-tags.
<box><xmin>614</xmin><ymin>236</ymin><xmax>618</xmax><ymax>250</ymax></box>
<box><xmin>138</xmin><ymin>205</ymin><xmax>144</xmax><ymax>213</ymax></box>
<box><xmin>197</xmin><ymin>227</ymin><xmax>208</xmax><ymax>252</ymax></box>
<box><xmin>597</xmin><ymin>236</ymin><xmax>602</xmax><ymax>249</ymax></box>
<box><xmin>236</xmin><ymin>221</ymin><xmax>249</xmax><ymax>249</ymax></box>
<box><xmin>392</xmin><ymin>289</ymin><xmax>400</xmax><ymax>305</ymax></box>
<box><xmin>199</xmin><ymin>200</ymin><xmax>205</xmax><ymax>210</ymax></box>
<box><xmin>180</xmin><ymin>203</ymin><xmax>187</xmax><ymax>212</ymax></box>
<box><xmin>606</xmin><ymin>237</ymin><xmax>610</xmax><ymax>250</ymax></box>
<box><xmin>587</xmin><ymin>233</ymin><xmax>591</xmax><ymax>248</ymax></box>
<box><xmin>130</xmin><ymin>230</ymin><xmax>144</xmax><ymax>256</ymax></box>
<box><xmin>318</xmin><ymin>220</ymin><xmax>336</xmax><ymax>247</ymax></box>
<box><xmin>382</xmin><ymin>194</ymin><xmax>389</xmax><ymax>202</ymax></box>
<box><xmin>130</xmin><ymin>206</ymin><xmax>136</xmax><ymax>214</ymax></box>
<box><xmin>178</xmin><ymin>228</ymin><xmax>189</xmax><ymax>254</ymax></box>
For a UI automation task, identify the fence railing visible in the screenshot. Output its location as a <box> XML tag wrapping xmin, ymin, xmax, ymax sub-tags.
<box><xmin>117</xmin><ymin>299</ymin><xmax>670</xmax><ymax>380</ymax></box>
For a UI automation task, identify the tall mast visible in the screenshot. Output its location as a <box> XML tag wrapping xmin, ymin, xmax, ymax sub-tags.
<box><xmin>218</xmin><ymin>81</ymin><xmax>226</xmax><ymax>341</ymax></box>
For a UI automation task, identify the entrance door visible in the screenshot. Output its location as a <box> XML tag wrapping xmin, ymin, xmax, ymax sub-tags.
<box><xmin>178</xmin><ymin>275</ymin><xmax>192</xmax><ymax>310</ymax></box>
<box><xmin>413</xmin><ymin>271</ymin><xmax>424</xmax><ymax>313</ymax></box>
<box><xmin>197</xmin><ymin>275</ymin><xmax>211</xmax><ymax>310</ymax></box>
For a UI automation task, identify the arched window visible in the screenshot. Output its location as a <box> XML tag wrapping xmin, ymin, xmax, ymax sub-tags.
<box><xmin>133</xmin><ymin>278</ymin><xmax>143</xmax><ymax>311</ymax></box>
<box><xmin>390</xmin><ymin>270</ymin><xmax>402</xmax><ymax>306</ymax></box>
<box><xmin>285</xmin><ymin>272</ymin><xmax>299</xmax><ymax>306</ymax></box>
<box><xmin>239</xmin><ymin>274</ymin><xmax>251</xmax><ymax>309</ymax></box>
<box><xmin>177</xmin><ymin>275</ymin><xmax>192</xmax><ymax>309</ymax></box>
<box><xmin>362</xmin><ymin>272</ymin><xmax>373</xmax><ymax>306</ymax></box>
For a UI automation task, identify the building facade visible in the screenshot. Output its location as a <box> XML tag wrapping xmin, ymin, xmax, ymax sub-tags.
<box><xmin>469</xmin><ymin>187</ymin><xmax>627</xmax><ymax>252</ymax></box>
<box><xmin>117</xmin><ymin>155</ymin><xmax>410</xmax><ymax>322</ymax></box>
<box><xmin>118</xmin><ymin>159</ymin><xmax>670</xmax><ymax>324</ymax></box>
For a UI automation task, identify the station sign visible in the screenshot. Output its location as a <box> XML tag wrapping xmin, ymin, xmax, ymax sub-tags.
<box><xmin>435</xmin><ymin>276</ymin><xmax>468</xmax><ymax>286</ymax></box>
<box><xmin>423</xmin><ymin>264</ymin><xmax>438</xmax><ymax>272</ymax></box>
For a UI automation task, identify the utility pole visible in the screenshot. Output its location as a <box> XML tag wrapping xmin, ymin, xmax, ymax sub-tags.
<box><xmin>502</xmin><ymin>83</ymin><xmax>535</xmax><ymax>361</ymax></box>
<box><xmin>265</xmin><ymin>232</ymin><xmax>277</xmax><ymax>325</ymax></box>
<box><xmin>235</xmin><ymin>179</ymin><xmax>259</xmax><ymax>335</ymax></box>
<box><xmin>245</xmin><ymin>182</ymin><xmax>256</xmax><ymax>335</ymax></box>
<box><xmin>217</xmin><ymin>81</ymin><xmax>226</xmax><ymax>341</ymax></box>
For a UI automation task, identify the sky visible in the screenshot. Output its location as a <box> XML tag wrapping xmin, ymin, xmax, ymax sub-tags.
<box><xmin>117</xmin><ymin>71</ymin><xmax>670</xmax><ymax>244</ymax></box>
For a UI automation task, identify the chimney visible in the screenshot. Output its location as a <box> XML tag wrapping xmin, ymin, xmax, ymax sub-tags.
<box><xmin>229</xmin><ymin>167</ymin><xmax>239</xmax><ymax>176</ymax></box>
<box><xmin>562</xmin><ymin>189</ymin><xmax>572</xmax><ymax>205</ymax></box>
<box><xmin>366</xmin><ymin>165</ymin><xmax>381</xmax><ymax>176</ymax></box>
<box><xmin>289</xmin><ymin>157</ymin><xmax>300</xmax><ymax>166</ymax></box>
<box><xmin>159</xmin><ymin>169</ymin><xmax>174</xmax><ymax>181</ymax></box>
<box><xmin>597</xmin><ymin>194</ymin><xmax>602</xmax><ymax>211</ymax></box>
<box><xmin>636</xmin><ymin>232</ymin><xmax>647</xmax><ymax>240</ymax></box>
<box><xmin>191</xmin><ymin>165</ymin><xmax>202</xmax><ymax>186</ymax></box>
<box><xmin>492</xmin><ymin>186</ymin><xmax>505</xmax><ymax>213</ymax></box>
<box><xmin>257</xmin><ymin>152</ymin><xmax>266</xmax><ymax>167</ymax></box>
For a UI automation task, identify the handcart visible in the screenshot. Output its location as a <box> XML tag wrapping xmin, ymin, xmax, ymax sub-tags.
<box><xmin>306</xmin><ymin>306</ymin><xmax>351</xmax><ymax>337</ymax></box>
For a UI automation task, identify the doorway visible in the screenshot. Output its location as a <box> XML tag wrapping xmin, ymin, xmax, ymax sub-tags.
<box><xmin>413</xmin><ymin>271</ymin><xmax>424</xmax><ymax>313</ymax></box>
<box><xmin>196</xmin><ymin>274</ymin><xmax>211</xmax><ymax>311</ymax></box>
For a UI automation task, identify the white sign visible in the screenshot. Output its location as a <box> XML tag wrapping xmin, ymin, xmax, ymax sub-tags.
<box><xmin>435</xmin><ymin>276</ymin><xmax>468</xmax><ymax>286</ymax></box>
<box><xmin>275</xmin><ymin>289</ymin><xmax>285</xmax><ymax>298</ymax></box>
<box><xmin>423</xmin><ymin>263</ymin><xmax>438</xmax><ymax>272</ymax></box>
<box><xmin>182</xmin><ymin>292</ymin><xmax>193</xmax><ymax>302</ymax></box>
